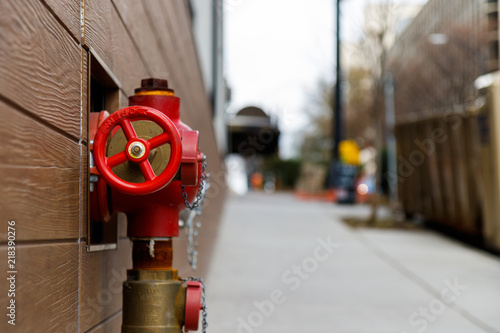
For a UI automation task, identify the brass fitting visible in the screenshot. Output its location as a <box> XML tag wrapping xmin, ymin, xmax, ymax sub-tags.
<box><xmin>123</xmin><ymin>240</ymin><xmax>186</xmax><ymax>332</ymax></box>
<box><xmin>122</xmin><ymin>269</ymin><xmax>186</xmax><ymax>333</ymax></box>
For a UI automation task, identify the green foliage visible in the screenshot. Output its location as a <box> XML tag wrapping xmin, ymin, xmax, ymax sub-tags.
<box><xmin>262</xmin><ymin>156</ymin><xmax>301</xmax><ymax>190</ymax></box>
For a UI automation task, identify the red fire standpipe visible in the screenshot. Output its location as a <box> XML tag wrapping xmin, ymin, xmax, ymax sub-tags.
<box><xmin>90</xmin><ymin>79</ymin><xmax>206</xmax><ymax>332</ymax></box>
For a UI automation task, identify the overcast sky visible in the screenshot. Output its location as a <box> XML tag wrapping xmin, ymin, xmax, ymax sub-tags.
<box><xmin>224</xmin><ymin>0</ymin><xmax>428</xmax><ymax>158</ymax></box>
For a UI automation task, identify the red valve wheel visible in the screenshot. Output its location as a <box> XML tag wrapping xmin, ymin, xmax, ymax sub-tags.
<box><xmin>93</xmin><ymin>106</ymin><xmax>182</xmax><ymax>195</ymax></box>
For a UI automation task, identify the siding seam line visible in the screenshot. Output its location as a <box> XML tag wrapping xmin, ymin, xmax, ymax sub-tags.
<box><xmin>0</xmin><ymin>94</ymin><xmax>80</xmax><ymax>143</ymax></box>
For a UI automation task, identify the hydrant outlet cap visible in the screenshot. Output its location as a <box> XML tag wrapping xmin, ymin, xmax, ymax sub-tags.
<box><xmin>184</xmin><ymin>281</ymin><xmax>202</xmax><ymax>331</ymax></box>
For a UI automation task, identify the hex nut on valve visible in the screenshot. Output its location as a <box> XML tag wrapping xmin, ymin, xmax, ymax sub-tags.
<box><xmin>128</xmin><ymin>141</ymin><xmax>146</xmax><ymax>159</ymax></box>
<box><xmin>135</xmin><ymin>78</ymin><xmax>174</xmax><ymax>93</ymax></box>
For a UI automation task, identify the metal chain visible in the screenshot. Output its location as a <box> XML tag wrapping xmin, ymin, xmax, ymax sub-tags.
<box><xmin>184</xmin><ymin>210</ymin><xmax>199</xmax><ymax>270</ymax></box>
<box><xmin>181</xmin><ymin>157</ymin><xmax>208</xmax><ymax>210</ymax></box>
<box><xmin>182</xmin><ymin>276</ymin><xmax>208</xmax><ymax>333</ymax></box>
<box><xmin>180</xmin><ymin>157</ymin><xmax>210</xmax><ymax>270</ymax></box>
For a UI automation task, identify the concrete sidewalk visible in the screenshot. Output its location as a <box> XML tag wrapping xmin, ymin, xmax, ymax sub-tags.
<box><xmin>204</xmin><ymin>192</ymin><xmax>500</xmax><ymax>333</ymax></box>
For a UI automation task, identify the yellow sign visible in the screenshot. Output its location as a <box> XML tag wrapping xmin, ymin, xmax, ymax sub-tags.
<box><xmin>339</xmin><ymin>140</ymin><xmax>360</xmax><ymax>165</ymax></box>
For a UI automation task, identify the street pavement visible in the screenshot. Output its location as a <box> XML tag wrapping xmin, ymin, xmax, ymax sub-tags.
<box><xmin>205</xmin><ymin>192</ymin><xmax>500</xmax><ymax>333</ymax></box>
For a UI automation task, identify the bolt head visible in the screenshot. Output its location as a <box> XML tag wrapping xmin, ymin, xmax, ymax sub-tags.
<box><xmin>128</xmin><ymin>141</ymin><xmax>146</xmax><ymax>159</ymax></box>
<box><xmin>134</xmin><ymin>78</ymin><xmax>174</xmax><ymax>94</ymax></box>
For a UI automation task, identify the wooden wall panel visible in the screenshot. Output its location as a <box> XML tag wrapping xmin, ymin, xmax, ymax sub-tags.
<box><xmin>83</xmin><ymin>0</ymin><xmax>149</xmax><ymax>96</ymax></box>
<box><xmin>82</xmin><ymin>48</ymin><xmax>89</xmax><ymax>143</ymax></box>
<box><xmin>119</xmin><ymin>90</ymin><xmax>129</xmax><ymax>110</ymax></box>
<box><xmin>397</xmin><ymin>115</ymin><xmax>483</xmax><ymax>234</ymax></box>
<box><xmin>0</xmin><ymin>102</ymin><xmax>80</xmax><ymax>242</ymax></box>
<box><xmin>0</xmin><ymin>167</ymin><xmax>80</xmax><ymax>242</ymax></box>
<box><xmin>464</xmin><ymin>117</ymin><xmax>482</xmax><ymax>232</ymax></box>
<box><xmin>0</xmin><ymin>0</ymin><xmax>81</xmax><ymax>139</ymax></box>
<box><xmin>437</xmin><ymin>120</ymin><xmax>457</xmax><ymax>225</ymax></box>
<box><xmin>111</xmin><ymin>0</ymin><xmax>167</xmax><ymax>77</ymax></box>
<box><xmin>43</xmin><ymin>0</ymin><xmax>81</xmax><ymax>42</ymax></box>
<box><xmin>81</xmin><ymin>49</ymin><xmax>89</xmax><ymax>239</ymax></box>
<box><xmin>80</xmin><ymin>142</ymin><xmax>89</xmax><ymax>240</ymax></box>
<box><xmin>435</xmin><ymin>122</ymin><xmax>451</xmax><ymax>224</ymax></box>
<box><xmin>86</xmin><ymin>312</ymin><xmax>122</xmax><ymax>333</ymax></box>
<box><xmin>0</xmin><ymin>101</ymin><xmax>80</xmax><ymax>168</ymax></box>
<box><xmin>80</xmin><ymin>239</ymin><xmax>132</xmax><ymax>332</ymax></box>
<box><xmin>0</xmin><ymin>102</ymin><xmax>81</xmax><ymax>242</ymax></box>
<box><xmin>425</xmin><ymin>120</ymin><xmax>445</xmax><ymax>221</ymax></box>
<box><xmin>450</xmin><ymin>120</ymin><xmax>472</xmax><ymax>229</ymax></box>
<box><xmin>416</xmin><ymin>122</ymin><xmax>433</xmax><ymax>218</ymax></box>
<box><xmin>0</xmin><ymin>243</ymin><xmax>79</xmax><ymax>333</ymax></box>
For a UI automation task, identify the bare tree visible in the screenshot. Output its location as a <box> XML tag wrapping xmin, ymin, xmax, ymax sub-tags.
<box><xmin>300</xmin><ymin>80</ymin><xmax>333</xmax><ymax>168</ymax></box>
<box><xmin>393</xmin><ymin>24</ymin><xmax>485</xmax><ymax>115</ymax></box>
<box><xmin>344</xmin><ymin>67</ymin><xmax>374</xmax><ymax>140</ymax></box>
<box><xmin>356</xmin><ymin>0</ymin><xmax>396</xmax><ymax>224</ymax></box>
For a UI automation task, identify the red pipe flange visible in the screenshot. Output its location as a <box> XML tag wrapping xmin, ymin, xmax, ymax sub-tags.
<box><xmin>93</xmin><ymin>106</ymin><xmax>182</xmax><ymax>195</ymax></box>
<box><xmin>184</xmin><ymin>281</ymin><xmax>202</xmax><ymax>332</ymax></box>
<box><xmin>89</xmin><ymin>111</ymin><xmax>112</xmax><ymax>223</ymax></box>
<box><xmin>180</xmin><ymin>130</ymin><xmax>200</xmax><ymax>186</ymax></box>
<box><xmin>89</xmin><ymin>177</ymin><xmax>111</xmax><ymax>223</ymax></box>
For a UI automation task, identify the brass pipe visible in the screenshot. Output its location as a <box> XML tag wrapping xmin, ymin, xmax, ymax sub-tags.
<box><xmin>122</xmin><ymin>239</ymin><xmax>186</xmax><ymax>333</ymax></box>
<box><xmin>132</xmin><ymin>239</ymin><xmax>173</xmax><ymax>270</ymax></box>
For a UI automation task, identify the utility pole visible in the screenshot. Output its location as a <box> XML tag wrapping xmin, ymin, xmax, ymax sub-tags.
<box><xmin>333</xmin><ymin>0</ymin><xmax>342</xmax><ymax>161</ymax></box>
<box><xmin>329</xmin><ymin>0</ymin><xmax>342</xmax><ymax>188</ymax></box>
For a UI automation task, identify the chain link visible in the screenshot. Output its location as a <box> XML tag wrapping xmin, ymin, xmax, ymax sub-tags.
<box><xmin>180</xmin><ymin>157</ymin><xmax>210</xmax><ymax>270</ymax></box>
<box><xmin>182</xmin><ymin>276</ymin><xmax>208</xmax><ymax>333</ymax></box>
<box><xmin>181</xmin><ymin>157</ymin><xmax>208</xmax><ymax>210</ymax></box>
<box><xmin>184</xmin><ymin>210</ymin><xmax>199</xmax><ymax>270</ymax></box>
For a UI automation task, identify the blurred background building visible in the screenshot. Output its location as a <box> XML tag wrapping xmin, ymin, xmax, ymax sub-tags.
<box><xmin>189</xmin><ymin>0</ymin><xmax>229</xmax><ymax>154</ymax></box>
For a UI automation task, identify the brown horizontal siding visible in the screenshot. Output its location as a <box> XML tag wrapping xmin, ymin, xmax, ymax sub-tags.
<box><xmin>0</xmin><ymin>100</ymin><xmax>81</xmax><ymax>169</ymax></box>
<box><xmin>0</xmin><ymin>0</ymin><xmax>81</xmax><ymax>140</ymax></box>
<box><xmin>0</xmin><ymin>243</ymin><xmax>79</xmax><ymax>332</ymax></box>
<box><xmin>43</xmin><ymin>0</ymin><xmax>81</xmax><ymax>42</ymax></box>
<box><xmin>79</xmin><ymin>239</ymin><xmax>132</xmax><ymax>331</ymax></box>
<box><xmin>0</xmin><ymin>166</ymin><xmax>81</xmax><ymax>242</ymax></box>
<box><xmin>85</xmin><ymin>311</ymin><xmax>122</xmax><ymax>333</ymax></box>
<box><xmin>83</xmin><ymin>0</ymin><xmax>150</xmax><ymax>95</ymax></box>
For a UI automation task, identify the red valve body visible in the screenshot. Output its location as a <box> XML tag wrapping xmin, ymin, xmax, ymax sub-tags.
<box><xmin>108</xmin><ymin>93</ymin><xmax>201</xmax><ymax>238</ymax></box>
<box><xmin>91</xmin><ymin>81</ymin><xmax>205</xmax><ymax>333</ymax></box>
